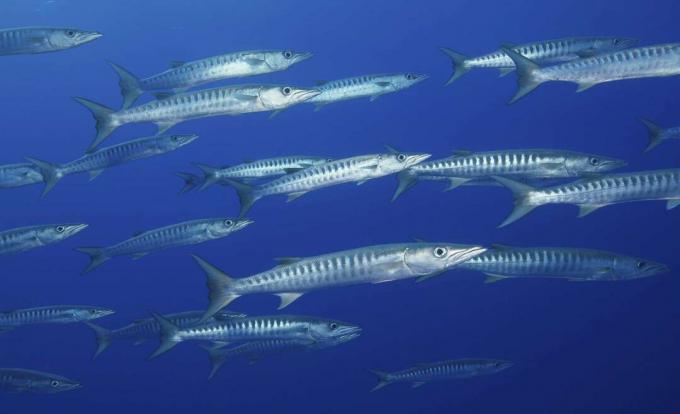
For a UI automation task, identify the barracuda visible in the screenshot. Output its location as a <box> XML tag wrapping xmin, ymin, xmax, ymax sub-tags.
<box><xmin>224</xmin><ymin>150</ymin><xmax>431</xmax><ymax>216</ymax></box>
<box><xmin>0</xmin><ymin>163</ymin><xmax>43</xmax><ymax>189</ymax></box>
<box><xmin>75</xmin><ymin>218</ymin><xmax>253</xmax><ymax>274</ymax></box>
<box><xmin>307</xmin><ymin>73</ymin><xmax>428</xmax><ymax>110</ymax></box>
<box><xmin>504</xmin><ymin>44</ymin><xmax>680</xmax><ymax>103</ymax></box>
<box><xmin>0</xmin><ymin>27</ymin><xmax>101</xmax><ymax>55</ymax></box>
<box><xmin>84</xmin><ymin>310</ymin><xmax>246</xmax><ymax>359</ymax></box>
<box><xmin>460</xmin><ymin>245</ymin><xmax>669</xmax><ymax>283</ymax></box>
<box><xmin>74</xmin><ymin>84</ymin><xmax>320</xmax><ymax>152</ymax></box>
<box><xmin>148</xmin><ymin>313</ymin><xmax>360</xmax><ymax>360</ymax></box>
<box><xmin>369</xmin><ymin>359</ymin><xmax>513</xmax><ymax>391</ymax></box>
<box><xmin>494</xmin><ymin>169</ymin><xmax>680</xmax><ymax>227</ymax></box>
<box><xmin>0</xmin><ymin>306</ymin><xmax>114</xmax><ymax>334</ymax></box>
<box><xmin>441</xmin><ymin>36</ymin><xmax>636</xmax><ymax>84</ymax></box>
<box><xmin>0</xmin><ymin>224</ymin><xmax>88</xmax><ymax>256</ymax></box>
<box><xmin>27</xmin><ymin>134</ymin><xmax>198</xmax><ymax>196</ymax></box>
<box><xmin>392</xmin><ymin>149</ymin><xmax>626</xmax><ymax>201</ymax></box>
<box><xmin>641</xmin><ymin>119</ymin><xmax>680</xmax><ymax>152</ymax></box>
<box><xmin>192</xmin><ymin>155</ymin><xmax>332</xmax><ymax>191</ymax></box>
<box><xmin>193</xmin><ymin>242</ymin><xmax>486</xmax><ymax>319</ymax></box>
<box><xmin>109</xmin><ymin>50</ymin><xmax>312</xmax><ymax>108</ymax></box>
<box><xmin>0</xmin><ymin>369</ymin><xmax>81</xmax><ymax>394</ymax></box>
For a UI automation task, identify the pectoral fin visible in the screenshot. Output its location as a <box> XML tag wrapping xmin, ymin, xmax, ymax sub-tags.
<box><xmin>667</xmin><ymin>199</ymin><xmax>680</xmax><ymax>210</ymax></box>
<box><xmin>483</xmin><ymin>274</ymin><xmax>509</xmax><ymax>284</ymax></box>
<box><xmin>276</xmin><ymin>292</ymin><xmax>303</xmax><ymax>309</ymax></box>
<box><xmin>286</xmin><ymin>191</ymin><xmax>308</xmax><ymax>202</ymax></box>
<box><xmin>169</xmin><ymin>60</ymin><xmax>186</xmax><ymax>68</ymax></box>
<box><xmin>443</xmin><ymin>177</ymin><xmax>471</xmax><ymax>191</ymax></box>
<box><xmin>369</xmin><ymin>94</ymin><xmax>382</xmax><ymax>102</ymax></box>
<box><xmin>576</xmin><ymin>82</ymin><xmax>597</xmax><ymax>93</ymax></box>
<box><xmin>274</xmin><ymin>257</ymin><xmax>302</xmax><ymax>265</ymax></box>
<box><xmin>498</xmin><ymin>67</ymin><xmax>515</xmax><ymax>77</ymax></box>
<box><xmin>578</xmin><ymin>204</ymin><xmax>606</xmax><ymax>218</ymax></box>
<box><xmin>88</xmin><ymin>169</ymin><xmax>105</xmax><ymax>181</ymax></box>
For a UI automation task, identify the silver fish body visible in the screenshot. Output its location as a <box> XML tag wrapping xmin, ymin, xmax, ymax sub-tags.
<box><xmin>75</xmin><ymin>218</ymin><xmax>253</xmax><ymax>274</ymax></box>
<box><xmin>0</xmin><ymin>163</ymin><xmax>43</xmax><ymax>189</ymax></box>
<box><xmin>0</xmin><ymin>369</ymin><xmax>81</xmax><ymax>394</ymax></box>
<box><xmin>0</xmin><ymin>224</ymin><xmax>88</xmax><ymax>255</ymax></box>
<box><xmin>308</xmin><ymin>73</ymin><xmax>428</xmax><ymax>109</ymax></box>
<box><xmin>110</xmin><ymin>50</ymin><xmax>312</xmax><ymax>108</ymax></box>
<box><xmin>442</xmin><ymin>37</ymin><xmax>636</xmax><ymax>83</ymax></box>
<box><xmin>495</xmin><ymin>169</ymin><xmax>680</xmax><ymax>227</ymax></box>
<box><xmin>0</xmin><ymin>306</ymin><xmax>114</xmax><ymax>330</ymax></box>
<box><xmin>193</xmin><ymin>242</ymin><xmax>486</xmax><ymax>318</ymax></box>
<box><xmin>0</xmin><ymin>27</ymin><xmax>101</xmax><ymax>55</ymax></box>
<box><xmin>370</xmin><ymin>359</ymin><xmax>513</xmax><ymax>391</ymax></box>
<box><xmin>460</xmin><ymin>245</ymin><xmax>669</xmax><ymax>282</ymax></box>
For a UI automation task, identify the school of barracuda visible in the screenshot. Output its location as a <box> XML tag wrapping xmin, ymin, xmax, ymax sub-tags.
<box><xmin>0</xmin><ymin>26</ymin><xmax>677</xmax><ymax>394</ymax></box>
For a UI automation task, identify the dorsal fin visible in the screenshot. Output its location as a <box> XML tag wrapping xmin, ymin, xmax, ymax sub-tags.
<box><xmin>490</xmin><ymin>243</ymin><xmax>513</xmax><ymax>250</ymax></box>
<box><xmin>452</xmin><ymin>150</ymin><xmax>473</xmax><ymax>157</ymax></box>
<box><xmin>274</xmin><ymin>257</ymin><xmax>302</xmax><ymax>265</ymax></box>
<box><xmin>170</xmin><ymin>61</ymin><xmax>186</xmax><ymax>68</ymax></box>
<box><xmin>315</xmin><ymin>80</ymin><xmax>328</xmax><ymax>86</ymax></box>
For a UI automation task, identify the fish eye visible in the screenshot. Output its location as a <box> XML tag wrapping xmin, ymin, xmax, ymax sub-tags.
<box><xmin>329</xmin><ymin>323</ymin><xmax>338</xmax><ymax>330</ymax></box>
<box><xmin>434</xmin><ymin>247</ymin><xmax>447</xmax><ymax>258</ymax></box>
<box><xmin>589</xmin><ymin>158</ymin><xmax>600</xmax><ymax>166</ymax></box>
<box><xmin>406</xmin><ymin>74</ymin><xmax>415</xmax><ymax>80</ymax></box>
<box><xmin>326</xmin><ymin>158</ymin><xmax>333</xmax><ymax>163</ymax></box>
<box><xmin>50</xmin><ymin>380</ymin><xmax>60</xmax><ymax>387</ymax></box>
<box><xmin>224</xmin><ymin>219</ymin><xmax>234</xmax><ymax>227</ymax></box>
<box><xmin>282</xmin><ymin>87</ymin><xmax>292</xmax><ymax>95</ymax></box>
<box><xmin>66</xmin><ymin>30</ymin><xmax>75</xmax><ymax>38</ymax></box>
<box><xmin>56</xmin><ymin>226</ymin><xmax>65</xmax><ymax>233</ymax></box>
<box><xmin>283</xmin><ymin>51</ymin><xmax>293</xmax><ymax>59</ymax></box>
<box><xmin>397</xmin><ymin>154</ymin><xmax>407</xmax><ymax>162</ymax></box>
<box><xmin>636</xmin><ymin>261</ymin><xmax>646</xmax><ymax>269</ymax></box>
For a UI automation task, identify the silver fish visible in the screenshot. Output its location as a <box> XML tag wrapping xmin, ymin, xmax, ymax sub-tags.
<box><xmin>307</xmin><ymin>73</ymin><xmax>428</xmax><ymax>110</ymax></box>
<box><xmin>370</xmin><ymin>359</ymin><xmax>513</xmax><ymax>391</ymax></box>
<box><xmin>0</xmin><ymin>224</ymin><xmax>88</xmax><ymax>256</ymax></box>
<box><xmin>84</xmin><ymin>310</ymin><xmax>246</xmax><ymax>359</ymax></box>
<box><xmin>494</xmin><ymin>169</ymin><xmax>680</xmax><ymax>227</ymax></box>
<box><xmin>224</xmin><ymin>150</ymin><xmax>431</xmax><ymax>216</ymax></box>
<box><xmin>460</xmin><ymin>245</ymin><xmax>669</xmax><ymax>283</ymax></box>
<box><xmin>641</xmin><ymin>119</ymin><xmax>680</xmax><ymax>152</ymax></box>
<box><xmin>0</xmin><ymin>27</ymin><xmax>101</xmax><ymax>55</ymax></box>
<box><xmin>27</xmin><ymin>134</ymin><xmax>199</xmax><ymax>196</ymax></box>
<box><xmin>441</xmin><ymin>36</ymin><xmax>636</xmax><ymax>84</ymax></box>
<box><xmin>0</xmin><ymin>306</ymin><xmax>114</xmax><ymax>333</ymax></box>
<box><xmin>74</xmin><ymin>84</ymin><xmax>320</xmax><ymax>152</ymax></box>
<box><xmin>149</xmin><ymin>313</ymin><xmax>361</xmax><ymax>359</ymax></box>
<box><xmin>110</xmin><ymin>50</ymin><xmax>313</xmax><ymax>108</ymax></box>
<box><xmin>0</xmin><ymin>369</ymin><xmax>81</xmax><ymax>394</ymax></box>
<box><xmin>504</xmin><ymin>44</ymin><xmax>680</xmax><ymax>103</ymax></box>
<box><xmin>193</xmin><ymin>242</ymin><xmax>486</xmax><ymax>319</ymax></box>
<box><xmin>393</xmin><ymin>149</ymin><xmax>626</xmax><ymax>201</ymax></box>
<box><xmin>193</xmin><ymin>155</ymin><xmax>332</xmax><ymax>190</ymax></box>
<box><xmin>75</xmin><ymin>218</ymin><xmax>253</xmax><ymax>274</ymax></box>
<box><xmin>0</xmin><ymin>163</ymin><xmax>43</xmax><ymax>189</ymax></box>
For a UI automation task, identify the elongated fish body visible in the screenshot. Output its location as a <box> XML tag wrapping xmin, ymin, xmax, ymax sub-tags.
<box><xmin>0</xmin><ymin>27</ymin><xmax>101</xmax><ymax>55</ymax></box>
<box><xmin>75</xmin><ymin>218</ymin><xmax>253</xmax><ymax>274</ymax></box>
<box><xmin>0</xmin><ymin>369</ymin><xmax>81</xmax><ymax>394</ymax></box>
<box><xmin>0</xmin><ymin>163</ymin><xmax>43</xmax><ymax>189</ymax></box>
<box><xmin>194</xmin><ymin>242</ymin><xmax>486</xmax><ymax>318</ymax></box>
<box><xmin>149</xmin><ymin>313</ymin><xmax>360</xmax><ymax>359</ymax></box>
<box><xmin>307</xmin><ymin>73</ymin><xmax>428</xmax><ymax>108</ymax></box>
<box><xmin>75</xmin><ymin>85</ymin><xmax>320</xmax><ymax>152</ymax></box>
<box><xmin>0</xmin><ymin>306</ymin><xmax>114</xmax><ymax>330</ymax></box>
<box><xmin>370</xmin><ymin>359</ymin><xmax>513</xmax><ymax>391</ymax></box>
<box><xmin>225</xmin><ymin>152</ymin><xmax>431</xmax><ymax>216</ymax></box>
<box><xmin>392</xmin><ymin>149</ymin><xmax>626</xmax><ymax>201</ymax></box>
<box><xmin>460</xmin><ymin>246</ymin><xmax>669</xmax><ymax>282</ymax></box>
<box><xmin>441</xmin><ymin>37</ymin><xmax>636</xmax><ymax>83</ymax></box>
<box><xmin>0</xmin><ymin>224</ymin><xmax>88</xmax><ymax>256</ymax></box>
<box><xmin>495</xmin><ymin>169</ymin><xmax>680</xmax><ymax>227</ymax></box>
<box><xmin>641</xmin><ymin>119</ymin><xmax>680</xmax><ymax>152</ymax></box>
<box><xmin>504</xmin><ymin>44</ymin><xmax>680</xmax><ymax>103</ymax></box>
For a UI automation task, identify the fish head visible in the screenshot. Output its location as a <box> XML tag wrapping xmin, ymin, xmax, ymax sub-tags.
<box><xmin>404</xmin><ymin>243</ymin><xmax>487</xmax><ymax>275</ymax></box>
<box><xmin>307</xmin><ymin>318</ymin><xmax>362</xmax><ymax>342</ymax></box>
<box><xmin>476</xmin><ymin>359</ymin><xmax>514</xmax><ymax>374</ymax></box>
<box><xmin>154</xmin><ymin>134</ymin><xmax>200</xmax><ymax>152</ymax></box>
<box><xmin>392</xmin><ymin>73</ymin><xmax>429</xmax><ymax>89</ymax></box>
<box><xmin>70</xmin><ymin>306</ymin><xmax>116</xmax><ymax>321</ymax></box>
<box><xmin>259</xmin><ymin>85</ymin><xmax>321</xmax><ymax>109</ymax></box>
<box><xmin>35</xmin><ymin>223</ymin><xmax>88</xmax><ymax>244</ymax></box>
<box><xmin>264</xmin><ymin>50</ymin><xmax>313</xmax><ymax>70</ymax></box>
<box><xmin>35</xmin><ymin>374</ymin><xmax>82</xmax><ymax>394</ymax></box>
<box><xmin>47</xmin><ymin>28</ymin><xmax>102</xmax><ymax>50</ymax></box>
<box><xmin>564</xmin><ymin>153</ymin><xmax>627</xmax><ymax>175</ymax></box>
<box><xmin>376</xmin><ymin>151</ymin><xmax>431</xmax><ymax>175</ymax></box>
<box><xmin>610</xmin><ymin>256</ymin><xmax>670</xmax><ymax>280</ymax></box>
<box><xmin>206</xmin><ymin>218</ymin><xmax>254</xmax><ymax>238</ymax></box>
<box><xmin>595</xmin><ymin>37</ymin><xmax>638</xmax><ymax>52</ymax></box>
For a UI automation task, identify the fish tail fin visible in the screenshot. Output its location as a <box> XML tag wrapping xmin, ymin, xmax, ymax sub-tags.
<box><xmin>148</xmin><ymin>312</ymin><xmax>180</xmax><ymax>360</ymax></box>
<box><xmin>501</xmin><ymin>48</ymin><xmax>543</xmax><ymax>104</ymax></box>
<box><xmin>176</xmin><ymin>172</ymin><xmax>200</xmax><ymax>194</ymax></box>
<box><xmin>641</xmin><ymin>119</ymin><xmax>665</xmax><ymax>152</ymax></box>
<box><xmin>25</xmin><ymin>157</ymin><xmax>64</xmax><ymax>197</ymax></box>
<box><xmin>491</xmin><ymin>176</ymin><xmax>539</xmax><ymax>227</ymax></box>
<box><xmin>223</xmin><ymin>178</ymin><xmax>260</xmax><ymax>217</ymax></box>
<box><xmin>391</xmin><ymin>171</ymin><xmax>418</xmax><ymax>202</ymax></box>
<box><xmin>440</xmin><ymin>47</ymin><xmax>471</xmax><ymax>85</ymax></box>
<box><xmin>83</xmin><ymin>322</ymin><xmax>111</xmax><ymax>360</ymax></box>
<box><xmin>192</xmin><ymin>163</ymin><xmax>221</xmax><ymax>190</ymax></box>
<box><xmin>73</xmin><ymin>97</ymin><xmax>118</xmax><ymax>152</ymax></box>
<box><xmin>369</xmin><ymin>369</ymin><xmax>391</xmax><ymax>392</ymax></box>
<box><xmin>107</xmin><ymin>61</ymin><xmax>143</xmax><ymax>109</ymax></box>
<box><xmin>75</xmin><ymin>247</ymin><xmax>110</xmax><ymax>275</ymax></box>
<box><xmin>192</xmin><ymin>255</ymin><xmax>240</xmax><ymax>323</ymax></box>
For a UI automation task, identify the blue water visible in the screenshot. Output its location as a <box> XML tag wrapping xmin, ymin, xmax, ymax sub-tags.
<box><xmin>3</xmin><ymin>0</ymin><xmax>680</xmax><ymax>412</ymax></box>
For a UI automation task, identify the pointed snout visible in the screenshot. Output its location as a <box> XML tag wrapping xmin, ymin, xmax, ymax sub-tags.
<box><xmin>64</xmin><ymin>224</ymin><xmax>89</xmax><ymax>237</ymax></box>
<box><xmin>178</xmin><ymin>133</ymin><xmax>200</xmax><ymax>146</ymax></box>
<box><xmin>447</xmin><ymin>245</ymin><xmax>487</xmax><ymax>266</ymax></box>
<box><xmin>602</xmin><ymin>158</ymin><xmax>628</xmax><ymax>170</ymax></box>
<box><xmin>297</xmin><ymin>88</ymin><xmax>322</xmax><ymax>102</ymax></box>
<box><xmin>81</xmin><ymin>31</ymin><xmax>103</xmax><ymax>43</ymax></box>
<box><xmin>236</xmin><ymin>218</ymin><xmax>255</xmax><ymax>230</ymax></box>
<box><xmin>295</xmin><ymin>52</ymin><xmax>314</xmax><ymax>62</ymax></box>
<box><xmin>408</xmin><ymin>153</ymin><xmax>432</xmax><ymax>166</ymax></box>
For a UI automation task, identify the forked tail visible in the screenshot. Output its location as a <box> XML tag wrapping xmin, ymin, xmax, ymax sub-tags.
<box><xmin>25</xmin><ymin>157</ymin><xmax>65</xmax><ymax>197</ymax></box>
<box><xmin>192</xmin><ymin>255</ymin><xmax>240</xmax><ymax>323</ymax></box>
<box><xmin>641</xmin><ymin>119</ymin><xmax>665</xmax><ymax>152</ymax></box>
<box><xmin>440</xmin><ymin>47</ymin><xmax>471</xmax><ymax>85</ymax></box>
<box><xmin>73</xmin><ymin>97</ymin><xmax>119</xmax><ymax>153</ymax></box>
<box><xmin>369</xmin><ymin>369</ymin><xmax>392</xmax><ymax>392</ymax></box>
<box><xmin>84</xmin><ymin>322</ymin><xmax>112</xmax><ymax>360</ymax></box>
<box><xmin>108</xmin><ymin>61</ymin><xmax>143</xmax><ymax>109</ymax></box>
<box><xmin>501</xmin><ymin>48</ymin><xmax>544</xmax><ymax>104</ymax></box>
<box><xmin>75</xmin><ymin>247</ymin><xmax>111</xmax><ymax>275</ymax></box>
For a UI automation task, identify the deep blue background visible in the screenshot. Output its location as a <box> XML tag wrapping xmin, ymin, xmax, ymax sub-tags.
<box><xmin>2</xmin><ymin>0</ymin><xmax>680</xmax><ymax>412</ymax></box>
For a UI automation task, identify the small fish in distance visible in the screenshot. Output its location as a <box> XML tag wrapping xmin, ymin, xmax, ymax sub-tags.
<box><xmin>0</xmin><ymin>224</ymin><xmax>88</xmax><ymax>256</ymax></box>
<box><xmin>0</xmin><ymin>163</ymin><xmax>44</xmax><ymax>189</ymax></box>
<box><xmin>0</xmin><ymin>27</ymin><xmax>101</xmax><ymax>55</ymax></box>
<box><xmin>0</xmin><ymin>305</ymin><xmax>114</xmax><ymax>334</ymax></box>
<box><xmin>0</xmin><ymin>369</ymin><xmax>81</xmax><ymax>394</ymax></box>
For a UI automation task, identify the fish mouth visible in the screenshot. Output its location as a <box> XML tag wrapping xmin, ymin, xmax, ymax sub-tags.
<box><xmin>235</xmin><ymin>219</ymin><xmax>255</xmax><ymax>230</ymax></box>
<box><xmin>413</xmin><ymin>74</ymin><xmax>430</xmax><ymax>83</ymax></box>
<box><xmin>295</xmin><ymin>89</ymin><xmax>321</xmax><ymax>102</ymax></box>
<box><xmin>181</xmin><ymin>134</ymin><xmax>200</xmax><ymax>145</ymax></box>
<box><xmin>648</xmin><ymin>262</ymin><xmax>671</xmax><ymax>275</ymax></box>
<box><xmin>98</xmin><ymin>308</ymin><xmax>116</xmax><ymax>318</ymax></box>
<box><xmin>408</xmin><ymin>154</ymin><xmax>432</xmax><ymax>166</ymax></box>
<box><xmin>295</xmin><ymin>52</ymin><xmax>314</xmax><ymax>63</ymax></box>
<box><xmin>80</xmin><ymin>31</ymin><xmax>103</xmax><ymax>43</ymax></box>
<box><xmin>64</xmin><ymin>224</ymin><xmax>89</xmax><ymax>237</ymax></box>
<box><xmin>446</xmin><ymin>246</ymin><xmax>487</xmax><ymax>267</ymax></box>
<box><xmin>600</xmin><ymin>158</ymin><xmax>627</xmax><ymax>171</ymax></box>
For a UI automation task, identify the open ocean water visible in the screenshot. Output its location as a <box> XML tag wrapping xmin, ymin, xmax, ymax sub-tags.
<box><xmin>2</xmin><ymin>0</ymin><xmax>680</xmax><ymax>412</ymax></box>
